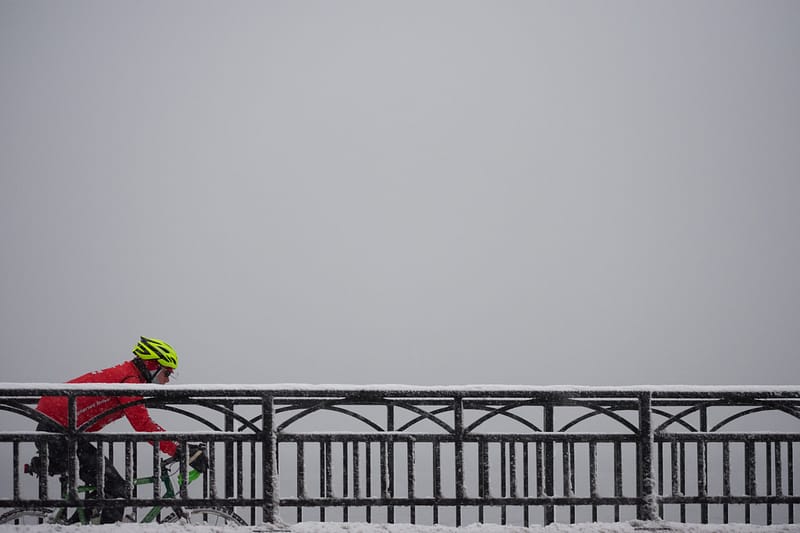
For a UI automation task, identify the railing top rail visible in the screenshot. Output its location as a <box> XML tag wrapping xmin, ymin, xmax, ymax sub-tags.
<box><xmin>1</xmin><ymin>383</ymin><xmax>798</xmax><ymax>398</ymax></box>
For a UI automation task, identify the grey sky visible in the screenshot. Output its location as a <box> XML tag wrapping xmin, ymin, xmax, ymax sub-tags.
<box><xmin>1</xmin><ymin>1</ymin><xmax>798</xmax><ymax>386</ymax></box>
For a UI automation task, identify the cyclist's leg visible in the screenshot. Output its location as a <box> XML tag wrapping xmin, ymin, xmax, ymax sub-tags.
<box><xmin>34</xmin><ymin>424</ymin><xmax>74</xmax><ymax>522</ymax></box>
<box><xmin>34</xmin><ymin>422</ymin><xmax>67</xmax><ymax>476</ymax></box>
<box><xmin>98</xmin><ymin>473</ymin><xmax>125</xmax><ymax>523</ymax></box>
<box><xmin>76</xmin><ymin>441</ymin><xmax>125</xmax><ymax>523</ymax></box>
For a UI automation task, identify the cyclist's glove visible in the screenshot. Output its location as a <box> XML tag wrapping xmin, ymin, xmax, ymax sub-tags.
<box><xmin>186</xmin><ymin>444</ymin><xmax>208</xmax><ymax>473</ymax></box>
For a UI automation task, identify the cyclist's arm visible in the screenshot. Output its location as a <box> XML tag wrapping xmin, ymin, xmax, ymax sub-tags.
<box><xmin>119</xmin><ymin>396</ymin><xmax>178</xmax><ymax>456</ymax></box>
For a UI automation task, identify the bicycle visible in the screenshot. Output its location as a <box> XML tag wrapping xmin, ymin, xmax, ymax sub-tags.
<box><xmin>0</xmin><ymin>453</ymin><xmax>247</xmax><ymax>526</ymax></box>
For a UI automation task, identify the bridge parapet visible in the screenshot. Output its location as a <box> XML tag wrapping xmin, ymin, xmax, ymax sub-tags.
<box><xmin>0</xmin><ymin>385</ymin><xmax>798</xmax><ymax>526</ymax></box>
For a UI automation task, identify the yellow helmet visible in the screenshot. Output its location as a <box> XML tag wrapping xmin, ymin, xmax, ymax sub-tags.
<box><xmin>133</xmin><ymin>336</ymin><xmax>178</xmax><ymax>369</ymax></box>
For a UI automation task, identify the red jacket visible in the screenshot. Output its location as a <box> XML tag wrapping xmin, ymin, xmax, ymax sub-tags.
<box><xmin>36</xmin><ymin>360</ymin><xmax>178</xmax><ymax>456</ymax></box>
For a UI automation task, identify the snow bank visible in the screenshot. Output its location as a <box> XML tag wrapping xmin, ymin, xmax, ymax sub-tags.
<box><xmin>2</xmin><ymin>521</ymin><xmax>799</xmax><ymax>533</ymax></box>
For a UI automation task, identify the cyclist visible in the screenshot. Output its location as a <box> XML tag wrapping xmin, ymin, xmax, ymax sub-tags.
<box><xmin>33</xmin><ymin>337</ymin><xmax>206</xmax><ymax>523</ymax></box>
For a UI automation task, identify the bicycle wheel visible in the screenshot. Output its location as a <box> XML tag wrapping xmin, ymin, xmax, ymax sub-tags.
<box><xmin>162</xmin><ymin>507</ymin><xmax>247</xmax><ymax>526</ymax></box>
<box><xmin>0</xmin><ymin>508</ymin><xmax>59</xmax><ymax>525</ymax></box>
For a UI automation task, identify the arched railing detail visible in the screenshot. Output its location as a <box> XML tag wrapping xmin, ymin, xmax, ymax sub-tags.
<box><xmin>389</xmin><ymin>402</ymin><xmax>454</xmax><ymax>434</ymax></box>
<box><xmin>464</xmin><ymin>401</ymin><xmax>544</xmax><ymax>434</ymax></box>
<box><xmin>556</xmin><ymin>403</ymin><xmax>639</xmax><ymax>433</ymax></box>
<box><xmin>276</xmin><ymin>400</ymin><xmax>385</xmax><ymax>433</ymax></box>
<box><xmin>1</xmin><ymin>385</ymin><xmax>798</xmax><ymax>528</ymax></box>
<box><xmin>654</xmin><ymin>401</ymin><xmax>717</xmax><ymax>433</ymax></box>
<box><xmin>0</xmin><ymin>402</ymin><xmax>59</xmax><ymax>429</ymax></box>
<box><xmin>650</xmin><ymin>408</ymin><xmax>697</xmax><ymax>433</ymax></box>
<box><xmin>190</xmin><ymin>400</ymin><xmax>261</xmax><ymax>433</ymax></box>
<box><xmin>709</xmin><ymin>401</ymin><xmax>800</xmax><ymax>432</ymax></box>
<box><xmin>76</xmin><ymin>398</ymin><xmax>245</xmax><ymax>433</ymax></box>
<box><xmin>147</xmin><ymin>404</ymin><xmax>224</xmax><ymax>432</ymax></box>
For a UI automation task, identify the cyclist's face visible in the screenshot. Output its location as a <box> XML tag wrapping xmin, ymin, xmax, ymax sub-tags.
<box><xmin>154</xmin><ymin>367</ymin><xmax>172</xmax><ymax>384</ymax></box>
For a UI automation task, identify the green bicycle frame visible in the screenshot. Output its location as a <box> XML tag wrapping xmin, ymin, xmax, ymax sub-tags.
<box><xmin>50</xmin><ymin>465</ymin><xmax>201</xmax><ymax>524</ymax></box>
<box><xmin>135</xmin><ymin>468</ymin><xmax>202</xmax><ymax>523</ymax></box>
<box><xmin>49</xmin><ymin>484</ymin><xmax>96</xmax><ymax>524</ymax></box>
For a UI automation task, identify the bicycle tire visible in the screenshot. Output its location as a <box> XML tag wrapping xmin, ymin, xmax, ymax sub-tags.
<box><xmin>162</xmin><ymin>507</ymin><xmax>247</xmax><ymax>526</ymax></box>
<box><xmin>0</xmin><ymin>508</ymin><xmax>59</xmax><ymax>525</ymax></box>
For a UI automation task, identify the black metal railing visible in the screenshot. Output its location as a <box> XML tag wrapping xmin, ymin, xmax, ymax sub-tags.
<box><xmin>0</xmin><ymin>385</ymin><xmax>798</xmax><ymax>526</ymax></box>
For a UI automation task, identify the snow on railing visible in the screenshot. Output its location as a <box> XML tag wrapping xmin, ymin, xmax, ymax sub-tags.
<box><xmin>0</xmin><ymin>385</ymin><xmax>798</xmax><ymax>527</ymax></box>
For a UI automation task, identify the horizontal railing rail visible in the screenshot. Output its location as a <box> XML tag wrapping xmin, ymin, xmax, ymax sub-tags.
<box><xmin>0</xmin><ymin>385</ymin><xmax>798</xmax><ymax>526</ymax></box>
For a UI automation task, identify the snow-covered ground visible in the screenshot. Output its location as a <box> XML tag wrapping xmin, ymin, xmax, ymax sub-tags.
<box><xmin>2</xmin><ymin>521</ymin><xmax>800</xmax><ymax>533</ymax></box>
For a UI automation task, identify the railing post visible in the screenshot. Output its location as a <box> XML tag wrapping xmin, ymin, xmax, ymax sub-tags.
<box><xmin>699</xmin><ymin>405</ymin><xmax>709</xmax><ymax>524</ymax></box>
<box><xmin>262</xmin><ymin>395</ymin><xmax>278</xmax><ymax>524</ymax></box>
<box><xmin>454</xmin><ymin>395</ymin><xmax>465</xmax><ymax>527</ymax></box>
<box><xmin>387</xmin><ymin>402</ymin><xmax>395</xmax><ymax>524</ymax></box>
<box><xmin>67</xmin><ymin>394</ymin><xmax>79</xmax><ymax>502</ymax></box>
<box><xmin>544</xmin><ymin>402</ymin><xmax>554</xmax><ymax>524</ymax></box>
<box><xmin>224</xmin><ymin>400</ymin><xmax>234</xmax><ymax>500</ymax></box>
<box><xmin>637</xmin><ymin>391</ymin><xmax>658</xmax><ymax>520</ymax></box>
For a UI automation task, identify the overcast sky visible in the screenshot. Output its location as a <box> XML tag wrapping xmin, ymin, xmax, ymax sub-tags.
<box><xmin>1</xmin><ymin>1</ymin><xmax>798</xmax><ymax>387</ymax></box>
